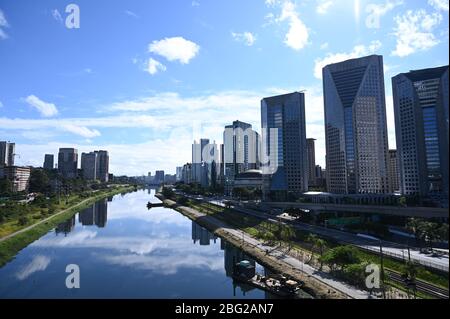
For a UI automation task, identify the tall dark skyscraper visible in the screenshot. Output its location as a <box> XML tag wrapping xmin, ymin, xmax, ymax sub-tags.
<box><xmin>392</xmin><ymin>65</ymin><xmax>449</xmax><ymax>206</ymax></box>
<box><xmin>306</xmin><ymin>138</ymin><xmax>316</xmax><ymax>188</ymax></box>
<box><xmin>43</xmin><ymin>154</ymin><xmax>54</xmax><ymax>170</ymax></box>
<box><xmin>261</xmin><ymin>92</ymin><xmax>308</xmax><ymax>199</ymax></box>
<box><xmin>58</xmin><ymin>148</ymin><xmax>78</xmax><ymax>179</ymax></box>
<box><xmin>0</xmin><ymin>141</ymin><xmax>15</xmax><ymax>167</ymax></box>
<box><xmin>95</xmin><ymin>150</ymin><xmax>109</xmax><ymax>182</ymax></box>
<box><xmin>323</xmin><ymin>55</ymin><xmax>389</xmax><ymax>194</ymax></box>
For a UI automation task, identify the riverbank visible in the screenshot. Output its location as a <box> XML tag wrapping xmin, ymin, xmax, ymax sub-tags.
<box><xmin>157</xmin><ymin>193</ymin><xmax>357</xmax><ymax>299</ymax></box>
<box><xmin>0</xmin><ymin>185</ymin><xmax>137</xmax><ymax>267</ymax></box>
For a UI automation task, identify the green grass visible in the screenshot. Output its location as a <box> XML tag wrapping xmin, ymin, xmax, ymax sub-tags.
<box><xmin>0</xmin><ymin>185</ymin><xmax>136</xmax><ymax>267</ymax></box>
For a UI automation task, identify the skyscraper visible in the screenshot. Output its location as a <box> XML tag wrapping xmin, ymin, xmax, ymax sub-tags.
<box><xmin>192</xmin><ymin>138</ymin><xmax>213</xmax><ymax>187</ymax></box>
<box><xmin>387</xmin><ymin>150</ymin><xmax>400</xmax><ymax>193</ymax></box>
<box><xmin>155</xmin><ymin>170</ymin><xmax>165</xmax><ymax>184</ymax></box>
<box><xmin>306</xmin><ymin>138</ymin><xmax>316</xmax><ymax>188</ymax></box>
<box><xmin>392</xmin><ymin>65</ymin><xmax>449</xmax><ymax>205</ymax></box>
<box><xmin>261</xmin><ymin>92</ymin><xmax>308</xmax><ymax>199</ymax></box>
<box><xmin>0</xmin><ymin>141</ymin><xmax>15</xmax><ymax>167</ymax></box>
<box><xmin>223</xmin><ymin>120</ymin><xmax>260</xmax><ymax>194</ymax></box>
<box><xmin>43</xmin><ymin>154</ymin><xmax>54</xmax><ymax>170</ymax></box>
<box><xmin>95</xmin><ymin>150</ymin><xmax>109</xmax><ymax>182</ymax></box>
<box><xmin>58</xmin><ymin>148</ymin><xmax>78</xmax><ymax>178</ymax></box>
<box><xmin>323</xmin><ymin>55</ymin><xmax>389</xmax><ymax>194</ymax></box>
<box><xmin>81</xmin><ymin>152</ymin><xmax>98</xmax><ymax>180</ymax></box>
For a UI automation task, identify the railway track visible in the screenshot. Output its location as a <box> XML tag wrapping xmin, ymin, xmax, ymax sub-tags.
<box><xmin>386</xmin><ymin>270</ymin><xmax>449</xmax><ymax>299</ymax></box>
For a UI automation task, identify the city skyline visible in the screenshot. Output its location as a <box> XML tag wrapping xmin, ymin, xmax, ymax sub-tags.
<box><xmin>0</xmin><ymin>1</ymin><xmax>449</xmax><ymax>176</ymax></box>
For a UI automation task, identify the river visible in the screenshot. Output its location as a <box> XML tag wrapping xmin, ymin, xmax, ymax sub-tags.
<box><xmin>0</xmin><ymin>189</ymin><xmax>293</xmax><ymax>299</ymax></box>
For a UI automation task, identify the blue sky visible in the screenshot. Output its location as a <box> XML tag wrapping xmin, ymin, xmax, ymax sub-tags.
<box><xmin>0</xmin><ymin>0</ymin><xmax>448</xmax><ymax>175</ymax></box>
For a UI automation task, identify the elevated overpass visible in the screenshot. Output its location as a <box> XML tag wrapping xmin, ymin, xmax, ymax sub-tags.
<box><xmin>261</xmin><ymin>202</ymin><xmax>448</xmax><ymax>219</ymax></box>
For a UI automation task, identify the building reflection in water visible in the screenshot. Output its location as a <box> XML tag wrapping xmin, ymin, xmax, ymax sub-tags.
<box><xmin>78</xmin><ymin>198</ymin><xmax>108</xmax><ymax>228</ymax></box>
<box><xmin>55</xmin><ymin>216</ymin><xmax>76</xmax><ymax>236</ymax></box>
<box><xmin>191</xmin><ymin>221</ymin><xmax>218</xmax><ymax>245</ymax></box>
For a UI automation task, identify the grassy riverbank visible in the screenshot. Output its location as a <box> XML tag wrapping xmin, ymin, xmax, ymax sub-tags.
<box><xmin>0</xmin><ymin>185</ymin><xmax>137</xmax><ymax>267</ymax></box>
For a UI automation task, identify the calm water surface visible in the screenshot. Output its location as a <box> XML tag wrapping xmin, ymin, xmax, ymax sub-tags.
<box><xmin>0</xmin><ymin>189</ymin><xmax>282</xmax><ymax>299</ymax></box>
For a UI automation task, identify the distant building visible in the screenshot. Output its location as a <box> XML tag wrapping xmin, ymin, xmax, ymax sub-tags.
<box><xmin>392</xmin><ymin>65</ymin><xmax>449</xmax><ymax>206</ymax></box>
<box><xmin>306</xmin><ymin>138</ymin><xmax>316</xmax><ymax>188</ymax></box>
<box><xmin>58</xmin><ymin>148</ymin><xmax>78</xmax><ymax>179</ymax></box>
<box><xmin>0</xmin><ymin>166</ymin><xmax>31</xmax><ymax>192</ymax></box>
<box><xmin>388</xmin><ymin>150</ymin><xmax>400</xmax><ymax>193</ymax></box>
<box><xmin>192</xmin><ymin>138</ymin><xmax>210</xmax><ymax>187</ymax></box>
<box><xmin>155</xmin><ymin>170</ymin><xmax>165</xmax><ymax>184</ymax></box>
<box><xmin>323</xmin><ymin>55</ymin><xmax>389</xmax><ymax>194</ymax></box>
<box><xmin>223</xmin><ymin>120</ymin><xmax>260</xmax><ymax>195</ymax></box>
<box><xmin>81</xmin><ymin>152</ymin><xmax>98</xmax><ymax>180</ymax></box>
<box><xmin>176</xmin><ymin>167</ymin><xmax>183</xmax><ymax>182</ymax></box>
<box><xmin>0</xmin><ymin>141</ymin><xmax>15</xmax><ymax>167</ymax></box>
<box><xmin>43</xmin><ymin>154</ymin><xmax>54</xmax><ymax>170</ymax></box>
<box><xmin>95</xmin><ymin>151</ymin><xmax>109</xmax><ymax>182</ymax></box>
<box><xmin>261</xmin><ymin>92</ymin><xmax>308</xmax><ymax>200</ymax></box>
<box><xmin>164</xmin><ymin>174</ymin><xmax>177</xmax><ymax>184</ymax></box>
<box><xmin>181</xmin><ymin>163</ymin><xmax>192</xmax><ymax>184</ymax></box>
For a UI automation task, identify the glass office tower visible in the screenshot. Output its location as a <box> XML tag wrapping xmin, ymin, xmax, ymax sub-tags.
<box><xmin>392</xmin><ymin>66</ymin><xmax>449</xmax><ymax>206</ymax></box>
<box><xmin>323</xmin><ymin>55</ymin><xmax>389</xmax><ymax>194</ymax></box>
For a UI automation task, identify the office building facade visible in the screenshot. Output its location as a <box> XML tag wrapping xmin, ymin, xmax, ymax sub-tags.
<box><xmin>261</xmin><ymin>92</ymin><xmax>308</xmax><ymax>199</ymax></box>
<box><xmin>0</xmin><ymin>141</ymin><xmax>15</xmax><ymax>167</ymax></box>
<box><xmin>43</xmin><ymin>154</ymin><xmax>54</xmax><ymax>170</ymax></box>
<box><xmin>323</xmin><ymin>55</ymin><xmax>389</xmax><ymax>194</ymax></box>
<box><xmin>58</xmin><ymin>148</ymin><xmax>78</xmax><ymax>179</ymax></box>
<box><xmin>392</xmin><ymin>65</ymin><xmax>449</xmax><ymax>205</ymax></box>
<box><xmin>306</xmin><ymin>138</ymin><xmax>316</xmax><ymax>188</ymax></box>
<box><xmin>388</xmin><ymin>150</ymin><xmax>400</xmax><ymax>193</ymax></box>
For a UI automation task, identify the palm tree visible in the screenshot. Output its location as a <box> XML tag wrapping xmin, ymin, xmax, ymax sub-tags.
<box><xmin>306</xmin><ymin>233</ymin><xmax>319</xmax><ymax>263</ymax></box>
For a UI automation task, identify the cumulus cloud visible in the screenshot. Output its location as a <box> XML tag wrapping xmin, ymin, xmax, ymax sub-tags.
<box><xmin>391</xmin><ymin>10</ymin><xmax>443</xmax><ymax>57</ymax></box>
<box><xmin>24</xmin><ymin>95</ymin><xmax>59</xmax><ymax>117</ymax></box>
<box><xmin>365</xmin><ymin>0</ymin><xmax>403</xmax><ymax>29</ymax></box>
<box><xmin>149</xmin><ymin>37</ymin><xmax>200</xmax><ymax>64</ymax></box>
<box><xmin>314</xmin><ymin>40</ymin><xmax>382</xmax><ymax>79</ymax></box>
<box><xmin>428</xmin><ymin>0</ymin><xmax>449</xmax><ymax>11</ymax></box>
<box><xmin>146</xmin><ymin>58</ymin><xmax>166</xmax><ymax>75</ymax></box>
<box><xmin>0</xmin><ymin>9</ymin><xmax>9</xmax><ymax>39</ymax></box>
<box><xmin>231</xmin><ymin>31</ymin><xmax>256</xmax><ymax>46</ymax></box>
<box><xmin>278</xmin><ymin>1</ymin><xmax>309</xmax><ymax>50</ymax></box>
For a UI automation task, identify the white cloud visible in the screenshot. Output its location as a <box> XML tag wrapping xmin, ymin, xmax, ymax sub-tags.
<box><xmin>15</xmin><ymin>255</ymin><xmax>51</xmax><ymax>280</ymax></box>
<box><xmin>278</xmin><ymin>1</ymin><xmax>309</xmax><ymax>50</ymax></box>
<box><xmin>125</xmin><ymin>10</ymin><xmax>139</xmax><ymax>18</ymax></box>
<box><xmin>24</xmin><ymin>95</ymin><xmax>59</xmax><ymax>117</ymax></box>
<box><xmin>391</xmin><ymin>10</ymin><xmax>443</xmax><ymax>57</ymax></box>
<box><xmin>62</xmin><ymin>124</ymin><xmax>101</xmax><ymax>138</ymax></box>
<box><xmin>365</xmin><ymin>0</ymin><xmax>403</xmax><ymax>29</ymax></box>
<box><xmin>316</xmin><ymin>1</ymin><xmax>333</xmax><ymax>14</ymax></box>
<box><xmin>0</xmin><ymin>9</ymin><xmax>9</xmax><ymax>39</ymax></box>
<box><xmin>146</xmin><ymin>58</ymin><xmax>167</xmax><ymax>75</ymax></box>
<box><xmin>313</xmin><ymin>40</ymin><xmax>382</xmax><ymax>79</ymax></box>
<box><xmin>428</xmin><ymin>0</ymin><xmax>449</xmax><ymax>11</ymax></box>
<box><xmin>231</xmin><ymin>31</ymin><xmax>256</xmax><ymax>46</ymax></box>
<box><xmin>51</xmin><ymin>9</ymin><xmax>63</xmax><ymax>23</ymax></box>
<box><xmin>149</xmin><ymin>37</ymin><xmax>200</xmax><ymax>64</ymax></box>
<box><xmin>320</xmin><ymin>42</ymin><xmax>329</xmax><ymax>50</ymax></box>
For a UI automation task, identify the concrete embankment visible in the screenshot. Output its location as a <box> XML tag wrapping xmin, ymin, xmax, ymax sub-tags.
<box><xmin>156</xmin><ymin>193</ymin><xmax>351</xmax><ymax>299</ymax></box>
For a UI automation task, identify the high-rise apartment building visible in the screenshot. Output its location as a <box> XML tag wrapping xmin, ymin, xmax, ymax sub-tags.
<box><xmin>323</xmin><ymin>55</ymin><xmax>389</xmax><ymax>194</ymax></box>
<box><xmin>392</xmin><ymin>65</ymin><xmax>449</xmax><ymax>205</ymax></box>
<box><xmin>261</xmin><ymin>92</ymin><xmax>308</xmax><ymax>199</ymax></box>
<box><xmin>81</xmin><ymin>152</ymin><xmax>98</xmax><ymax>180</ymax></box>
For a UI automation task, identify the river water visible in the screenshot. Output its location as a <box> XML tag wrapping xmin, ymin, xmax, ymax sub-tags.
<box><xmin>0</xmin><ymin>189</ymin><xmax>292</xmax><ymax>299</ymax></box>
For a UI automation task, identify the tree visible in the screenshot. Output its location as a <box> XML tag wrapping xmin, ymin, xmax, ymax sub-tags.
<box><xmin>279</xmin><ymin>225</ymin><xmax>296</xmax><ymax>252</ymax></box>
<box><xmin>320</xmin><ymin>245</ymin><xmax>361</xmax><ymax>271</ymax></box>
<box><xmin>29</xmin><ymin>169</ymin><xmax>51</xmax><ymax>194</ymax></box>
<box><xmin>306</xmin><ymin>233</ymin><xmax>328</xmax><ymax>268</ymax></box>
<box><xmin>0</xmin><ymin>177</ymin><xmax>12</xmax><ymax>196</ymax></box>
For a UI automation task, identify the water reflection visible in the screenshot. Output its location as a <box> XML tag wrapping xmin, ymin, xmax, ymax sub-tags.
<box><xmin>78</xmin><ymin>199</ymin><xmax>108</xmax><ymax>228</ymax></box>
<box><xmin>0</xmin><ymin>189</ymin><xmax>289</xmax><ymax>298</ymax></box>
